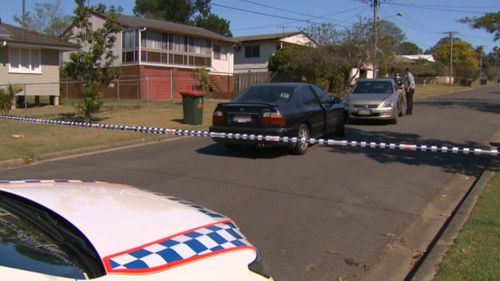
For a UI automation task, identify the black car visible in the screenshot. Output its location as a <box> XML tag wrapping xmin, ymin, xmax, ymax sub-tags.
<box><xmin>209</xmin><ymin>83</ymin><xmax>345</xmax><ymax>154</ymax></box>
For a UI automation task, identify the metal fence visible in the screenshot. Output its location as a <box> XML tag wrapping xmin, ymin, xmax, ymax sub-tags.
<box><xmin>2</xmin><ymin>74</ymin><xmax>497</xmax><ymax>109</ymax></box>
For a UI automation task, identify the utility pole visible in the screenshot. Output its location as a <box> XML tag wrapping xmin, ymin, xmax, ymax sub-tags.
<box><xmin>22</xmin><ymin>0</ymin><xmax>26</xmax><ymax>27</ymax></box>
<box><xmin>373</xmin><ymin>0</ymin><xmax>379</xmax><ymax>79</ymax></box>
<box><xmin>445</xmin><ymin>31</ymin><xmax>458</xmax><ymax>87</ymax></box>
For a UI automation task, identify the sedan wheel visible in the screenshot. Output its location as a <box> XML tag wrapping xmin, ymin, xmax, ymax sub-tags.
<box><xmin>292</xmin><ymin>124</ymin><xmax>310</xmax><ymax>155</ymax></box>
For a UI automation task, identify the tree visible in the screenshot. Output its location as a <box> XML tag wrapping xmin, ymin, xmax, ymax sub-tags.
<box><xmin>133</xmin><ymin>0</ymin><xmax>231</xmax><ymax>36</ymax></box>
<box><xmin>377</xmin><ymin>19</ymin><xmax>406</xmax><ymax>57</ymax></box>
<box><xmin>13</xmin><ymin>0</ymin><xmax>72</xmax><ymax>37</ymax></box>
<box><xmin>397</xmin><ymin>41</ymin><xmax>423</xmax><ymax>55</ymax></box>
<box><xmin>433</xmin><ymin>39</ymin><xmax>479</xmax><ymax>79</ymax></box>
<box><xmin>193</xmin><ymin>13</ymin><xmax>232</xmax><ymax>37</ymax></box>
<box><xmin>302</xmin><ymin>23</ymin><xmax>341</xmax><ymax>46</ymax></box>
<box><xmin>459</xmin><ymin>11</ymin><xmax>500</xmax><ymax>41</ymax></box>
<box><xmin>0</xmin><ymin>85</ymin><xmax>22</xmax><ymax>115</ymax></box>
<box><xmin>63</xmin><ymin>0</ymin><xmax>122</xmax><ymax>121</ymax></box>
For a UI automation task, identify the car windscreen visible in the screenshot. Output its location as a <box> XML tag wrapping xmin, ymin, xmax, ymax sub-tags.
<box><xmin>352</xmin><ymin>81</ymin><xmax>393</xmax><ymax>94</ymax></box>
<box><xmin>233</xmin><ymin>85</ymin><xmax>295</xmax><ymax>104</ymax></box>
<box><xmin>0</xmin><ymin>192</ymin><xmax>105</xmax><ymax>279</ymax></box>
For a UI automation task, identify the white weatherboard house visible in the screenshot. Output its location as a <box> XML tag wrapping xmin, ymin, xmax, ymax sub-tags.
<box><xmin>233</xmin><ymin>32</ymin><xmax>317</xmax><ymax>73</ymax></box>
<box><xmin>0</xmin><ymin>22</ymin><xmax>74</xmax><ymax>106</ymax></box>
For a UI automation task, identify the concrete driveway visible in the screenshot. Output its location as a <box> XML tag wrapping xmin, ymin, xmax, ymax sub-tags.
<box><xmin>1</xmin><ymin>85</ymin><xmax>499</xmax><ymax>281</ymax></box>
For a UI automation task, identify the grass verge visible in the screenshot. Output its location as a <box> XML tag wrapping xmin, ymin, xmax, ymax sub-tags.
<box><xmin>433</xmin><ymin>164</ymin><xmax>500</xmax><ymax>281</ymax></box>
<box><xmin>0</xmin><ymin>99</ymin><xmax>219</xmax><ymax>162</ymax></box>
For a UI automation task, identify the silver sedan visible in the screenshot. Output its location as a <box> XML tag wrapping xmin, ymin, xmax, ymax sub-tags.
<box><xmin>345</xmin><ymin>78</ymin><xmax>406</xmax><ymax>124</ymax></box>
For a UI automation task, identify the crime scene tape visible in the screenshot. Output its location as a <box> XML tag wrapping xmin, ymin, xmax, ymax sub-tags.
<box><xmin>1</xmin><ymin>115</ymin><xmax>498</xmax><ymax>157</ymax></box>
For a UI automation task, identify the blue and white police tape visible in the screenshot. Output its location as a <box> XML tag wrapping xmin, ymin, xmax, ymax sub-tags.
<box><xmin>1</xmin><ymin>115</ymin><xmax>498</xmax><ymax>156</ymax></box>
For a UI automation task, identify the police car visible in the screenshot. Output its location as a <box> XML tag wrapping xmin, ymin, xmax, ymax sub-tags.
<box><xmin>0</xmin><ymin>180</ymin><xmax>272</xmax><ymax>280</ymax></box>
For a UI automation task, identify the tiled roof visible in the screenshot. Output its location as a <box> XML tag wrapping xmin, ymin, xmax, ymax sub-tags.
<box><xmin>0</xmin><ymin>23</ymin><xmax>75</xmax><ymax>49</ymax></box>
<box><xmin>233</xmin><ymin>32</ymin><xmax>304</xmax><ymax>42</ymax></box>
<box><xmin>111</xmin><ymin>14</ymin><xmax>237</xmax><ymax>44</ymax></box>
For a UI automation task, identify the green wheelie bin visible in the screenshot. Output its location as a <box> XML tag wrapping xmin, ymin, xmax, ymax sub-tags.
<box><xmin>180</xmin><ymin>91</ymin><xmax>205</xmax><ymax>125</ymax></box>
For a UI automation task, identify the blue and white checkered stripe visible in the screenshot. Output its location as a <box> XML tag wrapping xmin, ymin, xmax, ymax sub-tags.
<box><xmin>1</xmin><ymin>115</ymin><xmax>498</xmax><ymax>156</ymax></box>
<box><xmin>104</xmin><ymin>221</ymin><xmax>252</xmax><ymax>274</ymax></box>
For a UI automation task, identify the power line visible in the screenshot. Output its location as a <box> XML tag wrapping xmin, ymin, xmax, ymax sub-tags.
<box><xmin>390</xmin><ymin>1</ymin><xmax>500</xmax><ymax>10</ymax></box>
<box><xmin>212</xmin><ymin>3</ymin><xmax>320</xmax><ymax>24</ymax></box>
<box><xmin>388</xmin><ymin>3</ymin><xmax>493</xmax><ymax>15</ymax></box>
<box><xmin>386</xmin><ymin>4</ymin><xmax>441</xmax><ymax>34</ymax></box>
<box><xmin>236</xmin><ymin>0</ymin><xmax>318</xmax><ymax>19</ymax></box>
<box><xmin>230</xmin><ymin>5</ymin><xmax>367</xmax><ymax>32</ymax></box>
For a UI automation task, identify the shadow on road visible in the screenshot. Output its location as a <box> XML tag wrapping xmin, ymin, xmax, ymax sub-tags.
<box><xmin>331</xmin><ymin>127</ymin><xmax>492</xmax><ymax>176</ymax></box>
<box><xmin>417</xmin><ymin>97</ymin><xmax>500</xmax><ymax>114</ymax></box>
<box><xmin>197</xmin><ymin>143</ymin><xmax>291</xmax><ymax>159</ymax></box>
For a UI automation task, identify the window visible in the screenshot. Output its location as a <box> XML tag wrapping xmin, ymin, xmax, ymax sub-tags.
<box><xmin>245</xmin><ymin>45</ymin><xmax>260</xmax><ymax>58</ymax></box>
<box><xmin>122</xmin><ymin>30</ymin><xmax>138</xmax><ymax>49</ymax></box>
<box><xmin>300</xmin><ymin>86</ymin><xmax>319</xmax><ymax>106</ymax></box>
<box><xmin>311</xmin><ymin>85</ymin><xmax>331</xmax><ymax>104</ymax></box>
<box><xmin>213</xmin><ymin>45</ymin><xmax>227</xmax><ymax>61</ymax></box>
<box><xmin>9</xmin><ymin>47</ymin><xmax>41</xmax><ymax>73</ymax></box>
<box><xmin>142</xmin><ymin>31</ymin><xmax>163</xmax><ymax>50</ymax></box>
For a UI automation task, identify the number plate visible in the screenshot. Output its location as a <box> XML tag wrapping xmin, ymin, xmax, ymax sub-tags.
<box><xmin>358</xmin><ymin>109</ymin><xmax>371</xmax><ymax>115</ymax></box>
<box><xmin>233</xmin><ymin>115</ymin><xmax>252</xmax><ymax>123</ymax></box>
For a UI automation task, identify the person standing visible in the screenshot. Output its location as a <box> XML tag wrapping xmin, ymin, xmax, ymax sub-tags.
<box><xmin>404</xmin><ymin>68</ymin><xmax>416</xmax><ymax>115</ymax></box>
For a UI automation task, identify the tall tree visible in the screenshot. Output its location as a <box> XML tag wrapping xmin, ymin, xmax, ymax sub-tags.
<box><xmin>63</xmin><ymin>0</ymin><xmax>122</xmax><ymax>121</ymax></box>
<box><xmin>193</xmin><ymin>14</ymin><xmax>232</xmax><ymax>37</ymax></box>
<box><xmin>397</xmin><ymin>41</ymin><xmax>423</xmax><ymax>55</ymax></box>
<box><xmin>133</xmin><ymin>0</ymin><xmax>231</xmax><ymax>36</ymax></box>
<box><xmin>459</xmin><ymin>11</ymin><xmax>500</xmax><ymax>41</ymax></box>
<box><xmin>302</xmin><ymin>23</ymin><xmax>341</xmax><ymax>46</ymax></box>
<box><xmin>433</xmin><ymin>39</ymin><xmax>479</xmax><ymax>79</ymax></box>
<box><xmin>13</xmin><ymin>0</ymin><xmax>72</xmax><ymax>37</ymax></box>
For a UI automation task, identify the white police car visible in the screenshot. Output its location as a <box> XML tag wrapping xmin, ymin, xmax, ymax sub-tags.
<box><xmin>0</xmin><ymin>180</ymin><xmax>272</xmax><ymax>280</ymax></box>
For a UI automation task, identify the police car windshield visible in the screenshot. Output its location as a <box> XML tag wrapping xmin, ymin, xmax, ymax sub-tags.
<box><xmin>0</xmin><ymin>192</ymin><xmax>105</xmax><ymax>279</ymax></box>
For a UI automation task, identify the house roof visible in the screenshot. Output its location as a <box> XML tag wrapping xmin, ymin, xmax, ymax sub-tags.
<box><xmin>0</xmin><ymin>26</ymin><xmax>11</xmax><ymax>39</ymax></box>
<box><xmin>233</xmin><ymin>32</ymin><xmax>302</xmax><ymax>42</ymax></box>
<box><xmin>91</xmin><ymin>13</ymin><xmax>237</xmax><ymax>44</ymax></box>
<box><xmin>233</xmin><ymin>31</ymin><xmax>318</xmax><ymax>45</ymax></box>
<box><xmin>0</xmin><ymin>23</ymin><xmax>75</xmax><ymax>50</ymax></box>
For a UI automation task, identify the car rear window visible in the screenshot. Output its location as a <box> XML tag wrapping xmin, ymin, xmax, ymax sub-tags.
<box><xmin>353</xmin><ymin>81</ymin><xmax>393</xmax><ymax>94</ymax></box>
<box><xmin>234</xmin><ymin>85</ymin><xmax>295</xmax><ymax>103</ymax></box>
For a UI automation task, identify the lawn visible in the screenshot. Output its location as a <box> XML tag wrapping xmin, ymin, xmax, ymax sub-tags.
<box><xmin>0</xmin><ymin>82</ymin><xmax>492</xmax><ymax>163</ymax></box>
<box><xmin>0</xmin><ymin>99</ymin><xmax>219</xmax><ymax>162</ymax></box>
<box><xmin>433</xmin><ymin>164</ymin><xmax>500</xmax><ymax>281</ymax></box>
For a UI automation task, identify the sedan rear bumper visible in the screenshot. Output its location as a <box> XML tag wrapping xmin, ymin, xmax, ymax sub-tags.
<box><xmin>209</xmin><ymin>126</ymin><xmax>298</xmax><ymax>145</ymax></box>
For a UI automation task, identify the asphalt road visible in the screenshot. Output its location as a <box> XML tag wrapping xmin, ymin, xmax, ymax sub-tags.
<box><xmin>1</xmin><ymin>85</ymin><xmax>499</xmax><ymax>281</ymax></box>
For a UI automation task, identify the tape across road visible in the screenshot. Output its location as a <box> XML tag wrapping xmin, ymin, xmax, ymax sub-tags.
<box><xmin>1</xmin><ymin>116</ymin><xmax>498</xmax><ymax>157</ymax></box>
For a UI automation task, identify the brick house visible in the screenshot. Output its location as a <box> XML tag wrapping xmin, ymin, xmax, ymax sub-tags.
<box><xmin>62</xmin><ymin>13</ymin><xmax>237</xmax><ymax>100</ymax></box>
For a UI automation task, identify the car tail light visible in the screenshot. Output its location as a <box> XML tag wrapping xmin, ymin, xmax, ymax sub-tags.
<box><xmin>262</xmin><ymin>111</ymin><xmax>286</xmax><ymax>127</ymax></box>
<box><xmin>212</xmin><ymin>110</ymin><xmax>224</xmax><ymax>125</ymax></box>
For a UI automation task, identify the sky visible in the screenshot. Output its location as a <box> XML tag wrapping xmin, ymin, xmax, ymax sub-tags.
<box><xmin>1</xmin><ymin>0</ymin><xmax>498</xmax><ymax>52</ymax></box>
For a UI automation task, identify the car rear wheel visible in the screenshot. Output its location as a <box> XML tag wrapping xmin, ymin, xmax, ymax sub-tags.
<box><xmin>292</xmin><ymin>124</ymin><xmax>310</xmax><ymax>155</ymax></box>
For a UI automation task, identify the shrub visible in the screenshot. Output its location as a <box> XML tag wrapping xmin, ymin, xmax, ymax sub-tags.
<box><xmin>0</xmin><ymin>85</ymin><xmax>22</xmax><ymax>115</ymax></box>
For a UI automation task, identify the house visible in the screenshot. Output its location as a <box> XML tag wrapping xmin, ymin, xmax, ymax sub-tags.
<box><xmin>62</xmin><ymin>13</ymin><xmax>237</xmax><ymax>100</ymax></box>
<box><xmin>398</xmin><ymin>54</ymin><xmax>435</xmax><ymax>63</ymax></box>
<box><xmin>0</xmin><ymin>21</ymin><xmax>75</xmax><ymax>107</ymax></box>
<box><xmin>233</xmin><ymin>31</ymin><xmax>317</xmax><ymax>73</ymax></box>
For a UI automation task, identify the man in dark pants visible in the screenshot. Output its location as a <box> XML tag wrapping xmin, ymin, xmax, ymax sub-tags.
<box><xmin>404</xmin><ymin>68</ymin><xmax>416</xmax><ymax>115</ymax></box>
